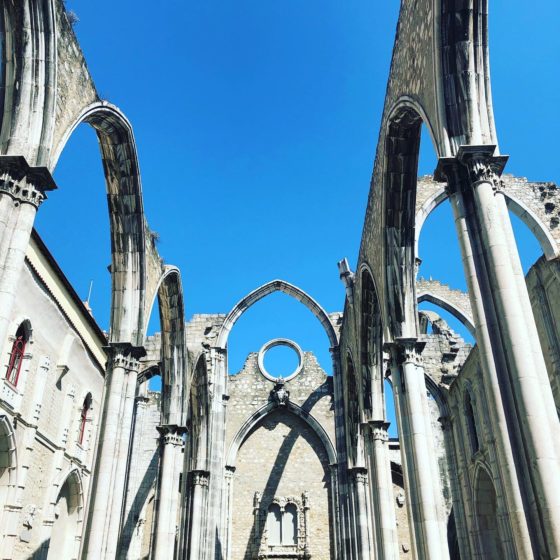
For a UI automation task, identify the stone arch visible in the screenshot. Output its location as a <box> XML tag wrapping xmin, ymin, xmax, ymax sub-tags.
<box><xmin>187</xmin><ymin>354</ymin><xmax>210</xmax><ymax>472</ymax></box>
<box><xmin>384</xmin><ymin>101</ymin><xmax>434</xmax><ymax>338</ymax></box>
<box><xmin>359</xmin><ymin>265</ymin><xmax>384</xmax><ymax>418</ymax></box>
<box><xmin>145</xmin><ymin>266</ymin><xmax>187</xmax><ymax>426</ymax></box>
<box><xmin>50</xmin><ymin>101</ymin><xmax>149</xmax><ymax>346</ymax></box>
<box><xmin>0</xmin><ymin>0</ymin><xmax>57</xmax><ymax>166</ymax></box>
<box><xmin>343</xmin><ymin>351</ymin><xmax>361</xmax><ymax>468</ymax></box>
<box><xmin>0</xmin><ymin>415</ymin><xmax>17</xmax><ymax>528</ymax></box>
<box><xmin>416</xmin><ymin>281</ymin><xmax>475</xmax><ymax>337</ymax></box>
<box><xmin>47</xmin><ymin>469</ymin><xmax>84</xmax><ymax>560</ymax></box>
<box><xmin>226</xmin><ymin>401</ymin><xmax>336</xmax><ymax>468</ymax></box>
<box><xmin>216</xmin><ymin>279</ymin><xmax>338</xmax><ymax>350</ymax></box>
<box><xmin>414</xmin><ymin>179</ymin><xmax>559</xmax><ymax>261</ymax></box>
<box><xmin>472</xmin><ymin>464</ymin><xmax>504</xmax><ymax>560</ymax></box>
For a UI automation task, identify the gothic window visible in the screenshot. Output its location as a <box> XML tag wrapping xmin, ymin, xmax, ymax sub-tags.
<box><xmin>465</xmin><ymin>390</ymin><xmax>480</xmax><ymax>454</ymax></box>
<box><xmin>266</xmin><ymin>502</ymin><xmax>298</xmax><ymax>547</ymax></box>
<box><xmin>5</xmin><ymin>324</ymin><xmax>28</xmax><ymax>387</ymax></box>
<box><xmin>78</xmin><ymin>393</ymin><xmax>92</xmax><ymax>445</ymax></box>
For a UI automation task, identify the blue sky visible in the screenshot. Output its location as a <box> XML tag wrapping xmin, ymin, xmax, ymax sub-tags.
<box><xmin>35</xmin><ymin>1</ymin><xmax>559</xmax><ymax>433</ymax></box>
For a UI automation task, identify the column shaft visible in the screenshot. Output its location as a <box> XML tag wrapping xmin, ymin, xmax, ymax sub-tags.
<box><xmin>82</xmin><ymin>345</ymin><xmax>143</xmax><ymax>560</ymax></box>
<box><xmin>446</xmin><ymin>182</ymin><xmax>533</xmax><ymax>557</ymax></box>
<box><xmin>389</xmin><ymin>340</ymin><xmax>449</xmax><ymax>560</ymax></box>
<box><xmin>368</xmin><ymin>421</ymin><xmax>399</xmax><ymax>560</ymax></box>
<box><xmin>153</xmin><ymin>426</ymin><xmax>186</xmax><ymax>560</ymax></box>
<box><xmin>470</xmin><ymin>174</ymin><xmax>560</xmax><ymax>553</ymax></box>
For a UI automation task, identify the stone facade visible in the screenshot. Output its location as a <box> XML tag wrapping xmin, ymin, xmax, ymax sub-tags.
<box><xmin>1</xmin><ymin>1</ymin><xmax>560</xmax><ymax>560</ymax></box>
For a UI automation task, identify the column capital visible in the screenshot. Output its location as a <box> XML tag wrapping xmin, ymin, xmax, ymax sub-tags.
<box><xmin>105</xmin><ymin>343</ymin><xmax>146</xmax><ymax>372</ymax></box>
<box><xmin>0</xmin><ymin>155</ymin><xmax>57</xmax><ymax>208</ymax></box>
<box><xmin>435</xmin><ymin>146</ymin><xmax>509</xmax><ymax>193</ymax></box>
<box><xmin>385</xmin><ymin>338</ymin><xmax>425</xmax><ymax>367</ymax></box>
<box><xmin>191</xmin><ymin>469</ymin><xmax>210</xmax><ymax>487</ymax></box>
<box><xmin>157</xmin><ymin>424</ymin><xmax>187</xmax><ymax>446</ymax></box>
<box><xmin>367</xmin><ymin>420</ymin><xmax>390</xmax><ymax>442</ymax></box>
<box><xmin>349</xmin><ymin>466</ymin><xmax>368</xmax><ymax>485</ymax></box>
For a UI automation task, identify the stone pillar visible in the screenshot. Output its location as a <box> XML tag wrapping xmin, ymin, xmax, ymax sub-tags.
<box><xmin>387</xmin><ymin>339</ymin><xmax>449</xmax><ymax>560</ymax></box>
<box><xmin>82</xmin><ymin>344</ymin><xmax>144</xmax><ymax>560</ymax></box>
<box><xmin>437</xmin><ymin>159</ymin><xmax>534</xmax><ymax>557</ymax></box>
<box><xmin>153</xmin><ymin>425</ymin><xmax>186</xmax><ymax>560</ymax></box>
<box><xmin>350</xmin><ymin>467</ymin><xmax>372</xmax><ymax>559</ymax></box>
<box><xmin>330</xmin><ymin>346</ymin><xmax>351</xmax><ymax>560</ymax></box>
<box><xmin>223</xmin><ymin>466</ymin><xmax>236</xmax><ymax>560</ymax></box>
<box><xmin>187</xmin><ymin>470</ymin><xmax>210</xmax><ymax>560</ymax></box>
<box><xmin>438</xmin><ymin>147</ymin><xmax>560</xmax><ymax>556</ymax></box>
<box><xmin>366</xmin><ymin>420</ymin><xmax>399</xmax><ymax>560</ymax></box>
<box><xmin>0</xmin><ymin>156</ymin><xmax>55</xmax><ymax>348</ymax></box>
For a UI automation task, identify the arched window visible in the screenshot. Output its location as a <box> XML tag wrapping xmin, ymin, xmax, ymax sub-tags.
<box><xmin>78</xmin><ymin>393</ymin><xmax>92</xmax><ymax>445</ymax></box>
<box><xmin>465</xmin><ymin>391</ymin><xmax>480</xmax><ymax>454</ymax></box>
<box><xmin>267</xmin><ymin>502</ymin><xmax>298</xmax><ymax>547</ymax></box>
<box><xmin>6</xmin><ymin>324</ymin><xmax>28</xmax><ymax>387</ymax></box>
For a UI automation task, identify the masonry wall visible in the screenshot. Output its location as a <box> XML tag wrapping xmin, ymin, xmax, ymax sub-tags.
<box><xmin>226</xmin><ymin>351</ymin><xmax>335</xmax><ymax>560</ymax></box>
<box><xmin>0</xmin><ymin>257</ymin><xmax>105</xmax><ymax>559</ymax></box>
<box><xmin>119</xmin><ymin>390</ymin><xmax>161</xmax><ymax>559</ymax></box>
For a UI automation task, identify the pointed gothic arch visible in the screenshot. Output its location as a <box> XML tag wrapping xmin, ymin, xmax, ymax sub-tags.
<box><xmin>226</xmin><ymin>401</ymin><xmax>336</xmax><ymax>469</ymax></box>
<box><xmin>50</xmin><ymin>101</ymin><xmax>149</xmax><ymax>346</ymax></box>
<box><xmin>216</xmin><ymin>279</ymin><xmax>338</xmax><ymax>351</ymax></box>
<box><xmin>144</xmin><ymin>265</ymin><xmax>187</xmax><ymax>426</ymax></box>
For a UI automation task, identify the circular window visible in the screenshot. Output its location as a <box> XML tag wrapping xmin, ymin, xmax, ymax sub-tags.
<box><xmin>257</xmin><ymin>338</ymin><xmax>303</xmax><ymax>382</ymax></box>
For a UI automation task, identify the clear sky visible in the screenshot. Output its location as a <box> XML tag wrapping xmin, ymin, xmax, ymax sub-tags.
<box><xmin>35</xmin><ymin>1</ymin><xmax>559</xmax><ymax>433</ymax></box>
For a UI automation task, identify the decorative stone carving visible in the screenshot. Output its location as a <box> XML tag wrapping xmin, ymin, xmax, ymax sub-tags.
<box><xmin>369</xmin><ymin>420</ymin><xmax>390</xmax><ymax>442</ymax></box>
<box><xmin>106</xmin><ymin>343</ymin><xmax>146</xmax><ymax>373</ymax></box>
<box><xmin>270</xmin><ymin>378</ymin><xmax>290</xmax><ymax>407</ymax></box>
<box><xmin>191</xmin><ymin>470</ymin><xmax>210</xmax><ymax>488</ymax></box>
<box><xmin>0</xmin><ymin>156</ymin><xmax>56</xmax><ymax>208</ymax></box>
<box><xmin>157</xmin><ymin>424</ymin><xmax>187</xmax><ymax>447</ymax></box>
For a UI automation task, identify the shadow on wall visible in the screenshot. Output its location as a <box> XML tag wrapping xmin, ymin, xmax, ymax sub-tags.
<box><xmin>240</xmin><ymin>383</ymin><xmax>334</xmax><ymax>560</ymax></box>
<box><xmin>118</xmin><ymin>450</ymin><xmax>159</xmax><ymax>556</ymax></box>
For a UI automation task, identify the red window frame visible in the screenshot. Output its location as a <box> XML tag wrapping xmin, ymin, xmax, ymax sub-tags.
<box><xmin>79</xmin><ymin>395</ymin><xmax>91</xmax><ymax>445</ymax></box>
<box><xmin>6</xmin><ymin>333</ymin><xmax>26</xmax><ymax>387</ymax></box>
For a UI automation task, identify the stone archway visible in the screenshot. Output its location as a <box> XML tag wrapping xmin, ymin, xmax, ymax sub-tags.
<box><xmin>47</xmin><ymin>470</ymin><xmax>83</xmax><ymax>560</ymax></box>
<box><xmin>473</xmin><ymin>467</ymin><xmax>503</xmax><ymax>560</ymax></box>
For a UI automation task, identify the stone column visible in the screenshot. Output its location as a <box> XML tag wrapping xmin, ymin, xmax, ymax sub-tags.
<box><xmin>0</xmin><ymin>156</ymin><xmax>56</xmax><ymax>348</ymax></box>
<box><xmin>436</xmin><ymin>158</ymin><xmax>534</xmax><ymax>557</ymax></box>
<box><xmin>438</xmin><ymin>147</ymin><xmax>560</xmax><ymax>556</ymax></box>
<box><xmin>387</xmin><ymin>339</ymin><xmax>449</xmax><ymax>560</ymax></box>
<box><xmin>153</xmin><ymin>425</ymin><xmax>186</xmax><ymax>560</ymax></box>
<box><xmin>330</xmin><ymin>346</ymin><xmax>351</xmax><ymax>560</ymax></box>
<box><xmin>223</xmin><ymin>466</ymin><xmax>236</xmax><ymax>560</ymax></box>
<box><xmin>82</xmin><ymin>343</ymin><xmax>144</xmax><ymax>560</ymax></box>
<box><xmin>350</xmin><ymin>467</ymin><xmax>372</xmax><ymax>559</ymax></box>
<box><xmin>366</xmin><ymin>420</ymin><xmax>399</xmax><ymax>560</ymax></box>
<box><xmin>187</xmin><ymin>470</ymin><xmax>210</xmax><ymax>560</ymax></box>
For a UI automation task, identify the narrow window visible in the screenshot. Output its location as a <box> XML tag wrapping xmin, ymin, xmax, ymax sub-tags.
<box><xmin>78</xmin><ymin>393</ymin><xmax>92</xmax><ymax>445</ymax></box>
<box><xmin>465</xmin><ymin>391</ymin><xmax>480</xmax><ymax>454</ymax></box>
<box><xmin>283</xmin><ymin>503</ymin><xmax>298</xmax><ymax>545</ymax></box>
<box><xmin>6</xmin><ymin>325</ymin><xmax>27</xmax><ymax>386</ymax></box>
<box><xmin>267</xmin><ymin>503</ymin><xmax>282</xmax><ymax>545</ymax></box>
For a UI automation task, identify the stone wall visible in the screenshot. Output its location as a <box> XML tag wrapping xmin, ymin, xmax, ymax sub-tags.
<box><xmin>226</xmin><ymin>350</ymin><xmax>335</xmax><ymax>560</ymax></box>
<box><xmin>526</xmin><ymin>256</ymin><xmax>560</xmax><ymax>411</ymax></box>
<box><xmin>119</xmin><ymin>391</ymin><xmax>161</xmax><ymax>559</ymax></box>
<box><xmin>0</xmin><ymin>239</ymin><xmax>105</xmax><ymax>559</ymax></box>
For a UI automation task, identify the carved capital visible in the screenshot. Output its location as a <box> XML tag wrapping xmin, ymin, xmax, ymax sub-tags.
<box><xmin>105</xmin><ymin>343</ymin><xmax>146</xmax><ymax>373</ymax></box>
<box><xmin>457</xmin><ymin>145</ymin><xmax>508</xmax><ymax>191</ymax></box>
<box><xmin>191</xmin><ymin>469</ymin><xmax>210</xmax><ymax>487</ymax></box>
<box><xmin>368</xmin><ymin>420</ymin><xmax>390</xmax><ymax>442</ymax></box>
<box><xmin>389</xmin><ymin>338</ymin><xmax>426</xmax><ymax>367</ymax></box>
<box><xmin>0</xmin><ymin>155</ymin><xmax>56</xmax><ymax>208</ymax></box>
<box><xmin>157</xmin><ymin>424</ymin><xmax>187</xmax><ymax>446</ymax></box>
<box><xmin>350</xmin><ymin>466</ymin><xmax>368</xmax><ymax>485</ymax></box>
